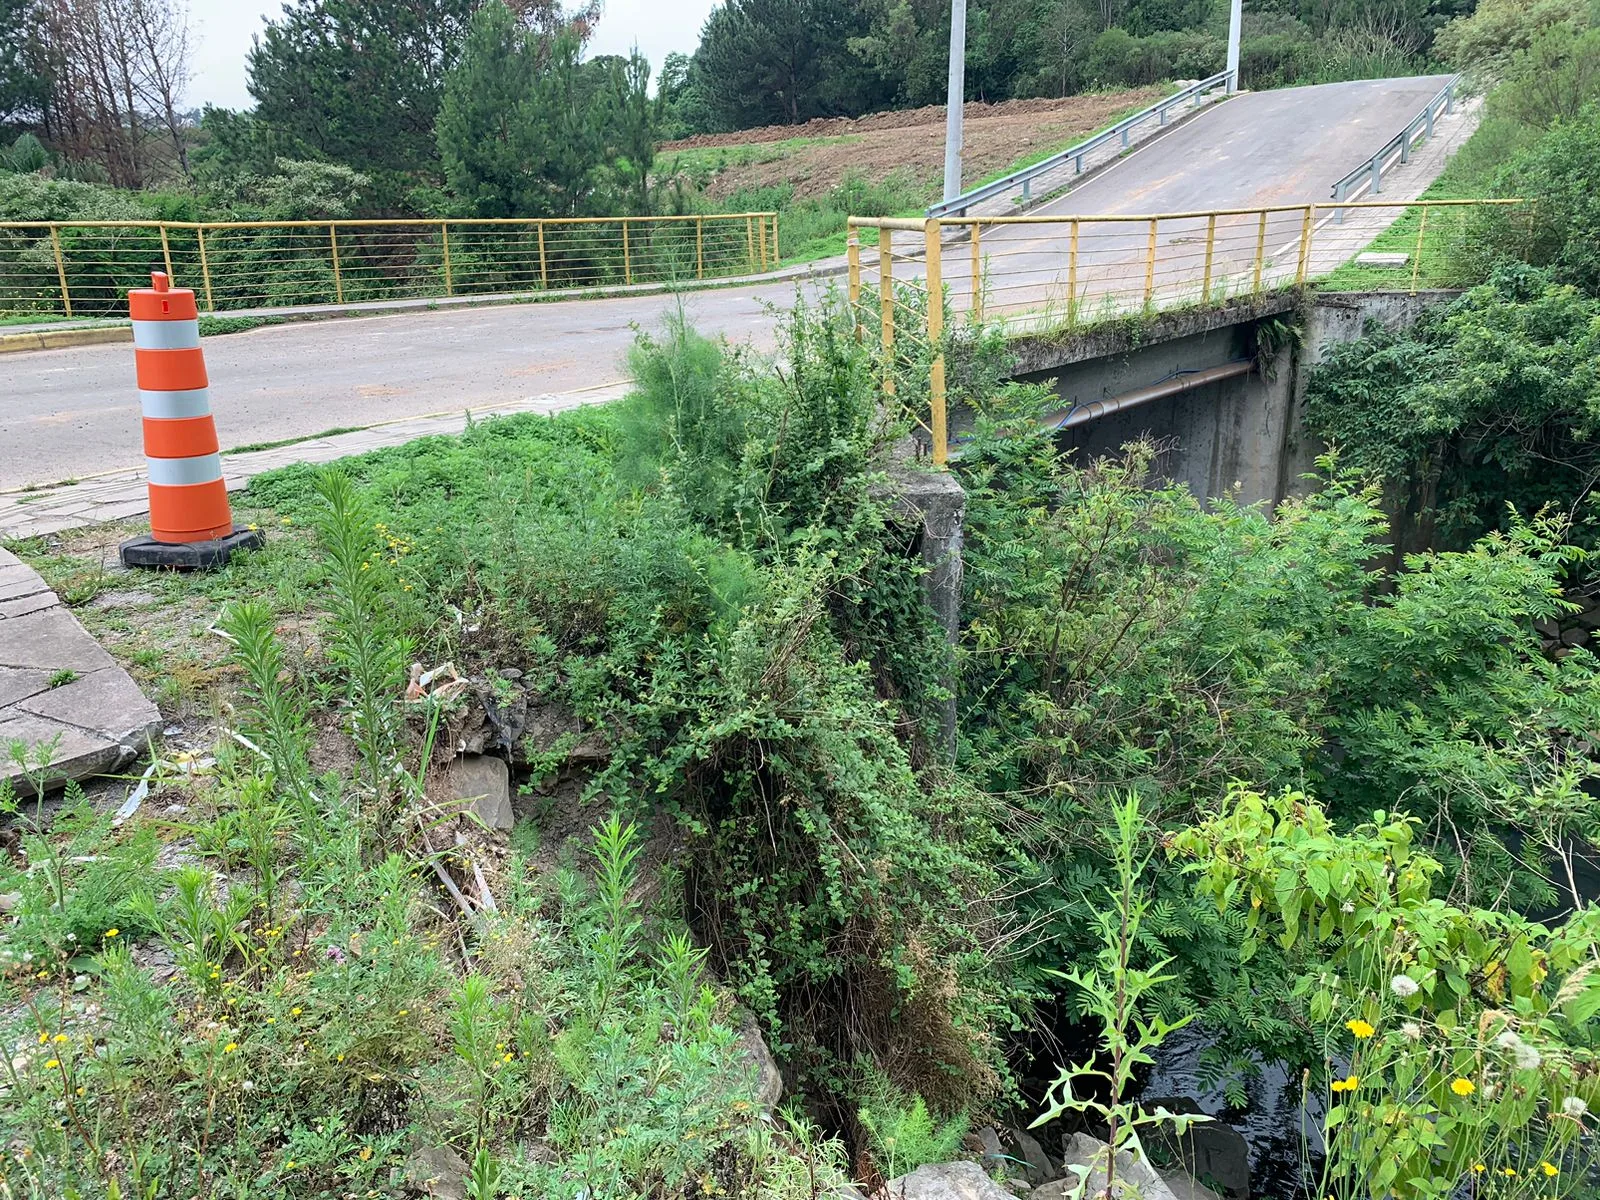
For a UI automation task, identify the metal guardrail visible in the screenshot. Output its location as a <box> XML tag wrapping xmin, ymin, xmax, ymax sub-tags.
<box><xmin>926</xmin><ymin>71</ymin><xmax>1236</xmax><ymax>219</ymax></box>
<box><xmin>0</xmin><ymin>213</ymin><xmax>780</xmax><ymax>318</ymax></box>
<box><xmin>1330</xmin><ymin>76</ymin><xmax>1460</xmax><ymax>222</ymax></box>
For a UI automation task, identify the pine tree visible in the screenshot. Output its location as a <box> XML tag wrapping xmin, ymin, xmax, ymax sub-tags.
<box><xmin>436</xmin><ymin>1</ymin><xmax>540</xmax><ymax>216</ymax></box>
<box><xmin>247</xmin><ymin>0</ymin><xmax>477</xmax><ymax>190</ymax></box>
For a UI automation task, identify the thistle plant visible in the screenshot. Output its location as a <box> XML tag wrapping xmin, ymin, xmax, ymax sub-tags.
<box><xmin>1032</xmin><ymin>794</ymin><xmax>1208</xmax><ymax>1200</ymax></box>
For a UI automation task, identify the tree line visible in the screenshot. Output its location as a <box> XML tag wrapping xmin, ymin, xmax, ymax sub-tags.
<box><xmin>660</xmin><ymin>0</ymin><xmax>1480</xmax><ymax>136</ymax></box>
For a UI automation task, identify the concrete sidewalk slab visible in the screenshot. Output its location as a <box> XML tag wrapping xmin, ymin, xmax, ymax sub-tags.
<box><xmin>0</xmin><ymin>545</ymin><xmax>161</xmax><ymax>792</ymax></box>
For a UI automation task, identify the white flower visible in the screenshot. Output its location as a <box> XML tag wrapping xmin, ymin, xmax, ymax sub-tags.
<box><xmin>1390</xmin><ymin>974</ymin><xmax>1420</xmax><ymax>999</ymax></box>
<box><xmin>1341</xmin><ymin>902</ymin><xmax>1356</xmax><ymax>913</ymax></box>
<box><xmin>241</xmin><ymin>1079</ymin><xmax>256</xmax><ymax>1092</ymax></box>
<box><xmin>1496</xmin><ymin>1030</ymin><xmax>1542</xmax><ymax>1071</ymax></box>
<box><xmin>1401</xmin><ymin>1021</ymin><xmax>1423</xmax><ymax>1041</ymax></box>
<box><xmin>1561</xmin><ymin>1096</ymin><xmax>1588</xmax><ymax>1119</ymax></box>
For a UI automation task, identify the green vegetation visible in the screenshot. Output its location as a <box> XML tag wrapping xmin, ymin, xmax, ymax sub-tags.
<box><xmin>7</xmin><ymin>267</ymin><xmax>1600</xmax><ymax>1196</ymax></box>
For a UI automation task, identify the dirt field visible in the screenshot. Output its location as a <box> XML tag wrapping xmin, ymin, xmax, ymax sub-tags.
<box><xmin>658</xmin><ymin>88</ymin><xmax>1165</xmax><ymax>203</ymax></box>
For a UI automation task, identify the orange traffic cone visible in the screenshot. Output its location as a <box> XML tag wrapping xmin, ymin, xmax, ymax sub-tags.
<box><xmin>119</xmin><ymin>272</ymin><xmax>263</xmax><ymax>569</ymax></box>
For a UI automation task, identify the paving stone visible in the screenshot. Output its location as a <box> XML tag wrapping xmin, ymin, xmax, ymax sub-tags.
<box><xmin>0</xmin><ymin>607</ymin><xmax>116</xmax><ymax>672</ymax></box>
<box><xmin>0</xmin><ymin>590</ymin><xmax>61</xmax><ymax>619</ymax></box>
<box><xmin>0</xmin><ymin>666</ymin><xmax>53</xmax><ymax>708</ymax></box>
<box><xmin>0</xmin><ymin>711</ymin><xmax>124</xmax><ymax>791</ymax></box>
<box><xmin>0</xmin><ymin>570</ymin><xmax>52</xmax><ymax>603</ymax></box>
<box><xmin>17</xmin><ymin>667</ymin><xmax>161</xmax><ymax>749</ymax></box>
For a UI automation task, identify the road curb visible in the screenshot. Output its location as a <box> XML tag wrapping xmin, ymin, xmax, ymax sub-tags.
<box><xmin>0</xmin><ymin>325</ymin><xmax>132</xmax><ymax>355</ymax></box>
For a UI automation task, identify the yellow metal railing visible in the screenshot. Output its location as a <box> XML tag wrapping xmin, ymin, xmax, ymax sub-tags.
<box><xmin>847</xmin><ymin>198</ymin><xmax>1526</xmax><ymax>467</ymax></box>
<box><xmin>0</xmin><ymin>212</ymin><xmax>780</xmax><ymax>318</ymax></box>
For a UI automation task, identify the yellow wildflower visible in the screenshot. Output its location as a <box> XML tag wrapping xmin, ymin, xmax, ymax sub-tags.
<box><xmin>1541</xmin><ymin>1163</ymin><xmax>1558</xmax><ymax>1178</ymax></box>
<box><xmin>51</xmin><ymin>1034</ymin><xmax>67</xmax><ymax>1044</ymax></box>
<box><xmin>1346</xmin><ymin>1019</ymin><xmax>1376</xmax><ymax>1039</ymax></box>
<box><xmin>1451</xmin><ymin>1078</ymin><xmax>1476</xmax><ymax>1097</ymax></box>
<box><xmin>104</xmin><ymin>928</ymin><xmax>119</xmax><ymax>938</ymax></box>
<box><xmin>44</xmin><ymin>1059</ymin><xmax>60</xmax><ymax>1070</ymax></box>
<box><xmin>223</xmin><ymin>1042</ymin><xmax>238</xmax><ymax>1053</ymax></box>
<box><xmin>358</xmin><ymin>1147</ymin><xmax>374</xmax><ymax>1162</ymax></box>
<box><xmin>1330</xmin><ymin>1075</ymin><xmax>1359</xmax><ymax>1093</ymax></box>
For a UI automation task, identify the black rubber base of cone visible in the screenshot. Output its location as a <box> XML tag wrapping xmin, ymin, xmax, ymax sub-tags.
<box><xmin>120</xmin><ymin>528</ymin><xmax>265</xmax><ymax>571</ymax></box>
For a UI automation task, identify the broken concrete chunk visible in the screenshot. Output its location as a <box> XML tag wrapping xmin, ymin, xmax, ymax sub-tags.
<box><xmin>447</xmin><ymin>755</ymin><xmax>512</xmax><ymax>832</ymax></box>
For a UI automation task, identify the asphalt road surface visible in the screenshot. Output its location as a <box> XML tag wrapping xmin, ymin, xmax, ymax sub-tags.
<box><xmin>1</xmin><ymin>76</ymin><xmax>1452</xmax><ymax>490</ymax></box>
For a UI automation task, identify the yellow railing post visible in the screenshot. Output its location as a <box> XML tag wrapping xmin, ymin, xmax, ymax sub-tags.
<box><xmin>925</xmin><ymin>218</ymin><xmax>947</xmax><ymax>468</ymax></box>
<box><xmin>1296</xmin><ymin>205</ymin><xmax>1314</xmax><ymax>285</ymax></box>
<box><xmin>159</xmin><ymin>224</ymin><xmax>174</xmax><ymax>281</ymax></box>
<box><xmin>197</xmin><ymin>225</ymin><xmax>215</xmax><ymax>312</ymax></box>
<box><xmin>1411</xmin><ymin>206</ymin><xmax>1429</xmax><ymax>295</ymax></box>
<box><xmin>696</xmin><ymin>217</ymin><xmax>704</xmax><ymax>280</ymax></box>
<box><xmin>879</xmin><ymin>227</ymin><xmax>895</xmax><ymax>397</ymax></box>
<box><xmin>757</xmin><ymin>215</ymin><xmax>767</xmax><ymax>272</ymax></box>
<box><xmin>1202</xmin><ymin>213</ymin><xmax>1217</xmax><ymax>305</ymax></box>
<box><xmin>746</xmin><ymin>217</ymin><xmax>756</xmax><ymax>272</ymax></box>
<box><xmin>622</xmin><ymin>220</ymin><xmax>632</xmax><ymax>285</ymax></box>
<box><xmin>1253</xmin><ymin>209</ymin><xmax>1268</xmax><ymax>294</ymax></box>
<box><xmin>1067</xmin><ymin>219</ymin><xmax>1080</xmax><ymax>326</ymax></box>
<box><xmin>1144</xmin><ymin>218</ymin><xmax>1159</xmax><ymax>306</ymax></box>
<box><xmin>538</xmin><ymin>221</ymin><xmax>548</xmax><ymax>290</ymax></box>
<box><xmin>847</xmin><ymin>226</ymin><xmax>861</xmax><ymax>308</ymax></box>
<box><xmin>771</xmin><ymin>213</ymin><xmax>779</xmax><ymax>266</ymax></box>
<box><xmin>970</xmin><ymin>222</ymin><xmax>983</xmax><ymax>322</ymax></box>
<box><xmin>329</xmin><ymin>224</ymin><xmax>344</xmax><ymax>304</ymax></box>
<box><xmin>49</xmin><ymin>225</ymin><xmax>72</xmax><ymax>317</ymax></box>
<box><xmin>442</xmin><ymin>223</ymin><xmax>454</xmax><ymax>296</ymax></box>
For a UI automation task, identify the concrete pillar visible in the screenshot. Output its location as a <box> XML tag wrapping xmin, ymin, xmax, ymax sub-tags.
<box><xmin>885</xmin><ymin>468</ymin><xmax>966</xmax><ymax>759</ymax></box>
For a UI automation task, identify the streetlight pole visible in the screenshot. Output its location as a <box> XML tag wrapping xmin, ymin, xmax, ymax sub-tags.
<box><xmin>1226</xmin><ymin>0</ymin><xmax>1242</xmax><ymax>93</ymax></box>
<box><xmin>942</xmin><ymin>0</ymin><xmax>967</xmax><ymax>203</ymax></box>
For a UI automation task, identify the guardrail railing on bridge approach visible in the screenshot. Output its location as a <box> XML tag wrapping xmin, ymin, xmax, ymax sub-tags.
<box><xmin>1330</xmin><ymin>75</ymin><xmax>1462</xmax><ymax>223</ymax></box>
<box><xmin>927</xmin><ymin>70</ymin><xmax>1237</xmax><ymax>220</ymax></box>
<box><xmin>849</xmin><ymin>197</ymin><xmax>1524</xmax><ymax>468</ymax></box>
<box><xmin>0</xmin><ymin>212</ymin><xmax>781</xmax><ymax>319</ymax></box>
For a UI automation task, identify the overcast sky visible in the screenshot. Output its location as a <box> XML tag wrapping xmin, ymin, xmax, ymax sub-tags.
<box><xmin>185</xmin><ymin>0</ymin><xmax>719</xmax><ymax>110</ymax></box>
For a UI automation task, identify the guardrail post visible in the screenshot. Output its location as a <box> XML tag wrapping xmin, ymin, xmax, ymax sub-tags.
<box><xmin>329</xmin><ymin>224</ymin><xmax>344</xmax><ymax>304</ymax></box>
<box><xmin>1334</xmin><ymin>180</ymin><xmax>1347</xmax><ymax>225</ymax></box>
<box><xmin>879</xmin><ymin>227</ymin><xmax>894</xmax><ymax>397</ymax></box>
<box><xmin>1425</xmin><ymin>105</ymin><xmax>1435</xmax><ymax>141</ymax></box>
<box><xmin>1400</xmin><ymin>124</ymin><xmax>1412</xmax><ymax>164</ymax></box>
<box><xmin>1159</xmin><ymin>105</ymin><xmax>1167</xmax><ymax>126</ymax></box>
<box><xmin>1075</xmin><ymin>154</ymin><xmax>1083</xmax><ymax>174</ymax></box>
<box><xmin>197</xmin><ymin>226</ymin><xmax>215</xmax><ymax>312</ymax></box>
<box><xmin>970</xmin><ymin>222</ymin><xmax>983</xmax><ymax>322</ymax></box>
<box><xmin>771</xmin><ymin>214</ymin><xmax>779</xmax><ymax>266</ymax></box>
<box><xmin>1370</xmin><ymin>155</ymin><xmax>1382</xmax><ymax>196</ymax></box>
<box><xmin>924</xmin><ymin>218</ymin><xmax>947</xmax><ymax>468</ymax></box>
<box><xmin>159</xmin><ymin>225</ymin><xmax>174</xmax><ymax>282</ymax></box>
<box><xmin>1445</xmin><ymin>89</ymin><xmax>1454</xmax><ymax>115</ymax></box>
<box><xmin>1022</xmin><ymin>178</ymin><xmax>1031</xmax><ymax>202</ymax></box>
<box><xmin>847</xmin><ymin>227</ymin><xmax>861</xmax><ymax>332</ymax></box>
<box><xmin>1411</xmin><ymin>206</ymin><xmax>1430</xmax><ymax>295</ymax></box>
<box><xmin>1121</xmin><ymin>127</ymin><xmax>1131</xmax><ymax>149</ymax></box>
<box><xmin>1296</xmin><ymin>205</ymin><xmax>1314</xmax><ymax>285</ymax></box>
<box><xmin>1067</xmin><ymin>219</ymin><xmax>1080</xmax><ymax>325</ymax></box>
<box><xmin>538</xmin><ymin>221</ymin><xmax>549</xmax><ymax>290</ymax></box>
<box><xmin>696</xmin><ymin>217</ymin><xmax>704</xmax><ymax>280</ymax></box>
<box><xmin>49</xmin><ymin>225</ymin><xmax>72</xmax><ymax>317</ymax></box>
<box><xmin>1202</xmin><ymin>213</ymin><xmax>1217</xmax><ymax>305</ymax></box>
<box><xmin>1144</xmin><ymin>218</ymin><xmax>1158</xmax><ymax>306</ymax></box>
<box><xmin>442</xmin><ymin>223</ymin><xmax>454</xmax><ymax>296</ymax></box>
<box><xmin>1253</xmin><ymin>210</ymin><xmax>1268</xmax><ymax>293</ymax></box>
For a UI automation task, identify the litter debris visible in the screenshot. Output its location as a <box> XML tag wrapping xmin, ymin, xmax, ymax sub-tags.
<box><xmin>113</xmin><ymin>761</ymin><xmax>159</xmax><ymax>826</ymax></box>
<box><xmin>405</xmin><ymin>661</ymin><xmax>470</xmax><ymax>704</ymax></box>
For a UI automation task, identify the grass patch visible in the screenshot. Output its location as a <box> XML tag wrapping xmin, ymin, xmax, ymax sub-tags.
<box><xmin>227</xmin><ymin>425</ymin><xmax>370</xmax><ymax>455</ymax></box>
<box><xmin>0</xmin><ymin>312</ymin><xmax>73</xmax><ymax>327</ymax></box>
<box><xmin>199</xmin><ymin>314</ymin><xmax>286</xmax><ymax>337</ymax></box>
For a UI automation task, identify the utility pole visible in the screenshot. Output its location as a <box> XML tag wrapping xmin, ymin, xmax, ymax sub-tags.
<box><xmin>1226</xmin><ymin>0</ymin><xmax>1243</xmax><ymax>93</ymax></box>
<box><xmin>942</xmin><ymin>0</ymin><xmax>967</xmax><ymax>203</ymax></box>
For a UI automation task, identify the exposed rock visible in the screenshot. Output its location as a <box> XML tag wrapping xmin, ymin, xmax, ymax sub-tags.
<box><xmin>1561</xmin><ymin>626</ymin><xmax>1591</xmax><ymax>647</ymax></box>
<box><xmin>447</xmin><ymin>755</ymin><xmax>512</xmax><ymax>832</ymax></box>
<box><xmin>978</xmin><ymin>1125</ymin><xmax>1005</xmax><ymax>1168</ymax></box>
<box><xmin>1159</xmin><ymin>1169</ymin><xmax>1224</xmax><ymax>1200</ymax></box>
<box><xmin>403</xmin><ymin>1145</ymin><xmax>468</xmax><ymax>1200</ymax></box>
<box><xmin>733</xmin><ymin>1008</ymin><xmax>784</xmax><ymax>1112</ymax></box>
<box><xmin>884</xmin><ymin>1161</ymin><xmax>1016</xmax><ymax>1200</ymax></box>
<box><xmin>1576</xmin><ymin>608</ymin><xmax>1600</xmax><ymax>631</ymax></box>
<box><xmin>1007</xmin><ymin>1127</ymin><xmax>1056</xmax><ymax>1185</ymax></box>
<box><xmin>1535</xmin><ymin>618</ymin><xmax>1560</xmax><ymax>637</ymax></box>
<box><xmin>1044</xmin><ymin>1133</ymin><xmax>1178</xmax><ymax>1200</ymax></box>
<box><xmin>1142</xmin><ymin>1100</ymin><xmax>1250</xmax><ymax>1200</ymax></box>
